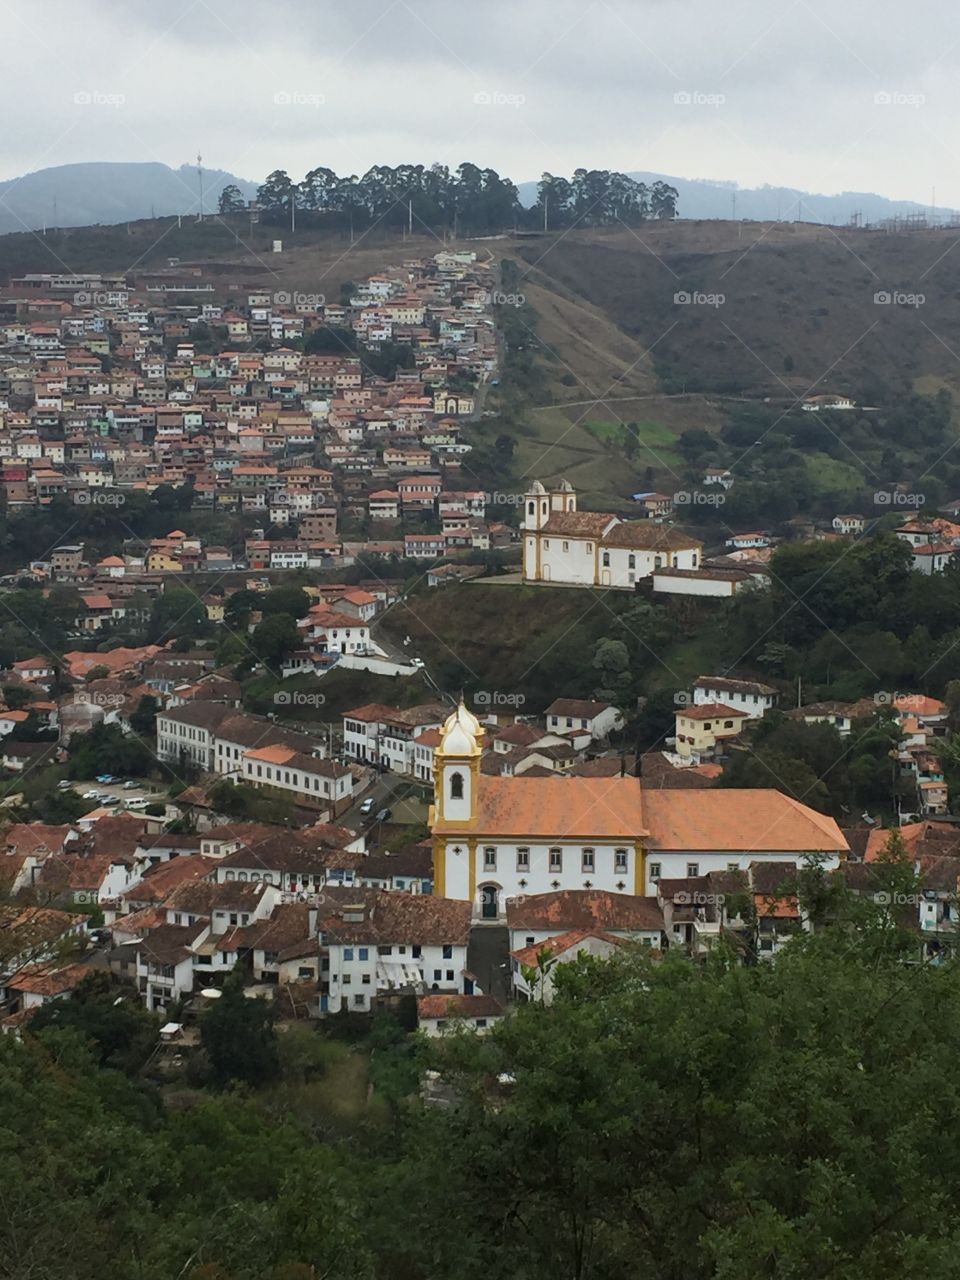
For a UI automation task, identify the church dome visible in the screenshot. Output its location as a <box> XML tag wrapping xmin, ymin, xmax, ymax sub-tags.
<box><xmin>528</xmin><ymin>480</ymin><xmax>547</xmax><ymax>495</ymax></box>
<box><xmin>440</xmin><ymin>700</ymin><xmax>482</xmax><ymax>756</ymax></box>
<box><xmin>443</xmin><ymin>700</ymin><xmax>481</xmax><ymax>737</ymax></box>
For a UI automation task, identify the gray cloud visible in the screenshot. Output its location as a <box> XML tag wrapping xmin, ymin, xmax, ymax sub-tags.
<box><xmin>1</xmin><ymin>0</ymin><xmax>958</xmax><ymax>204</ymax></box>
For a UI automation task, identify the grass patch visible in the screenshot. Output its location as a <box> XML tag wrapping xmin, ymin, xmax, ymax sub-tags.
<box><xmin>803</xmin><ymin>452</ymin><xmax>866</xmax><ymax>495</ymax></box>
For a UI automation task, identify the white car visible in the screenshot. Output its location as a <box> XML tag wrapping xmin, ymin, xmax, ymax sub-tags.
<box><xmin>82</xmin><ymin>790</ymin><xmax>100</xmax><ymax>800</ymax></box>
<box><xmin>125</xmin><ymin>797</ymin><xmax>150</xmax><ymax>810</ymax></box>
<box><xmin>122</xmin><ymin>779</ymin><xmax>139</xmax><ymax>790</ymax></box>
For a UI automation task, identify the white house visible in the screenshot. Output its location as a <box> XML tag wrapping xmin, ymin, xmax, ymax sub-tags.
<box><xmin>318</xmin><ymin>891</ymin><xmax>474</xmax><ymax>1014</ymax></box>
<box><xmin>692</xmin><ymin>676</ymin><xmax>777</xmax><ymax>720</ymax></box>
<box><xmin>832</xmin><ymin>514</ymin><xmax>865</xmax><ymax>536</ymax></box>
<box><xmin>510</xmin><ymin>929</ymin><xmax>625</xmax><ymax>1003</ymax></box>
<box><xmin>544</xmin><ymin>698</ymin><xmax>623</xmax><ymax>741</ymax></box>
<box><xmin>342</xmin><ymin>702</ymin><xmax>446</xmax><ymax>773</ymax></box>
<box><xmin>416</xmin><ymin>992</ymin><xmax>504</xmax><ymax>1035</ymax></box>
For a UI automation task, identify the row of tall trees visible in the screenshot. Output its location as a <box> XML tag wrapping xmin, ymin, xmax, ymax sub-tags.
<box><xmin>536</xmin><ymin>169</ymin><xmax>678</xmax><ymax>224</ymax></box>
<box><xmin>240</xmin><ymin>163</ymin><xmax>678</xmax><ymax>232</ymax></box>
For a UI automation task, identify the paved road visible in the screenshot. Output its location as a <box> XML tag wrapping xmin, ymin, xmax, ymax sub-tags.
<box><xmin>340</xmin><ymin>771</ymin><xmax>429</xmax><ymax>831</ymax></box>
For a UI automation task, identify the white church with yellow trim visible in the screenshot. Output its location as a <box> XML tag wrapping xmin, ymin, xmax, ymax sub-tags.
<box><xmin>430</xmin><ymin>703</ymin><xmax>848</xmax><ymax>920</ymax></box>
<box><xmin>522</xmin><ymin>479</ymin><xmax>701</xmax><ymax>589</ymax></box>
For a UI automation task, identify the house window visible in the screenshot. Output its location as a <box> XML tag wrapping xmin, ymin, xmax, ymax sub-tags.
<box><xmin>724</xmin><ymin>720</ymin><xmax>734</xmax><ymax>728</ymax></box>
<box><xmin>446</xmin><ymin>970</ymin><xmax>454</xmax><ymax>982</ymax></box>
<box><xmin>562</xmin><ymin>541</ymin><xmax>569</xmax><ymax>552</ymax></box>
<box><xmin>581</xmin><ymin>848</ymin><xmax>595</xmax><ymax>873</ymax></box>
<box><xmin>342</xmin><ymin>974</ymin><xmax>351</xmax><ymax>985</ymax></box>
<box><xmin>353</xmin><ymin>995</ymin><xmax>365</xmax><ymax>1007</ymax></box>
<box><xmin>687</xmin><ymin>863</ymin><xmax>699</xmax><ymax>877</ymax></box>
<box><xmin>442</xmin><ymin>944</ymin><xmax>453</xmax><ymax>959</ymax></box>
<box><xmin>344</xmin><ymin>948</ymin><xmax>354</xmax><ymax>961</ymax></box>
<box><xmin>433</xmin><ymin>969</ymin><xmax>442</xmax><ymax>981</ymax></box>
<box><xmin>549</xmin><ymin>848</ymin><xmax>562</xmax><ymax>872</ymax></box>
<box><xmin>649</xmin><ymin>862</ymin><xmax>661</xmax><ymax>880</ymax></box>
<box><xmin>517</xmin><ymin>847</ymin><xmax>530</xmax><ymax>871</ymax></box>
<box><xmin>450</xmin><ymin>771</ymin><xmax>464</xmax><ymax>800</ymax></box>
<box><xmin>727</xmin><ymin>862</ymin><xmax>739</xmax><ymax>872</ymax></box>
<box><xmin>615</xmin><ymin>849</ymin><xmax>628</xmax><ymax>873</ymax></box>
<box><xmin>602</xmin><ymin>552</ymin><xmax>610</xmax><ymax>567</ymax></box>
<box><xmin>483</xmin><ymin>847</ymin><xmax>496</xmax><ymax>871</ymax></box>
<box><xmin>359</xmin><ymin>947</ymin><xmax>368</xmax><ymax>960</ymax></box>
<box><xmin>628</xmin><ymin>554</ymin><xmax>636</xmax><ymax>569</ymax></box>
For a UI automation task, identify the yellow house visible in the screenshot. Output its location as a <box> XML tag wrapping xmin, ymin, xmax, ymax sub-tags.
<box><xmin>146</xmin><ymin>552</ymin><xmax>183</xmax><ymax>573</ymax></box>
<box><xmin>675</xmin><ymin>702</ymin><xmax>750</xmax><ymax>760</ymax></box>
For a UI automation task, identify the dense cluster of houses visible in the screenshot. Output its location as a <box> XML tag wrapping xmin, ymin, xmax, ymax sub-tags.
<box><xmin>670</xmin><ymin>676</ymin><xmax>950</xmax><ymax>818</ymax></box>
<box><xmin>0</xmin><ymin>253</ymin><xmax>512</xmax><ymax>580</ymax></box>
<box><xmin>0</xmin><ymin>677</ymin><xmax>959</xmax><ymax>1035</ymax></box>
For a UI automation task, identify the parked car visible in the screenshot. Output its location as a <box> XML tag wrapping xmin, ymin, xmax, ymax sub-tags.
<box><xmin>82</xmin><ymin>790</ymin><xmax>101</xmax><ymax>800</ymax></box>
<box><xmin>101</xmin><ymin>795</ymin><xmax>120</xmax><ymax>806</ymax></box>
<box><xmin>57</xmin><ymin>779</ymin><xmax>73</xmax><ymax>791</ymax></box>
<box><xmin>360</xmin><ymin>797</ymin><xmax>375</xmax><ymax>815</ymax></box>
<box><xmin>375</xmin><ymin>807</ymin><xmax>392</xmax><ymax>823</ymax></box>
<box><xmin>125</xmin><ymin>797</ymin><xmax>149</xmax><ymax>810</ymax></box>
<box><xmin>122</xmin><ymin>779</ymin><xmax>139</xmax><ymax>790</ymax></box>
<box><xmin>95</xmin><ymin>774</ymin><xmax>117</xmax><ymax>784</ymax></box>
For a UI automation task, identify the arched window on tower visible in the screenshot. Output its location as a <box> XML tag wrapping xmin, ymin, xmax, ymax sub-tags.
<box><xmin>450</xmin><ymin>771</ymin><xmax>464</xmax><ymax>800</ymax></box>
<box><xmin>527</xmin><ymin>501</ymin><xmax>535</xmax><ymax>516</ymax></box>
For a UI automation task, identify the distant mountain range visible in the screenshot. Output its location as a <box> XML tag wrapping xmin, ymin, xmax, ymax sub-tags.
<box><xmin>0</xmin><ymin>161</ymin><xmax>951</xmax><ymax>233</ymax></box>
<box><xmin>515</xmin><ymin>171</ymin><xmax>957</xmax><ymax>226</ymax></box>
<box><xmin>0</xmin><ymin>162</ymin><xmax>258</xmax><ymax>234</ymax></box>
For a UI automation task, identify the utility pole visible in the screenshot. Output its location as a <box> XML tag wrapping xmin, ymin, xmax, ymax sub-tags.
<box><xmin>408</xmin><ymin>197</ymin><xmax>413</xmax><ymax>237</ymax></box>
<box><xmin>197</xmin><ymin>152</ymin><xmax>204</xmax><ymax>221</ymax></box>
<box><xmin>290</xmin><ymin>193</ymin><xmax>296</xmax><ymax>233</ymax></box>
<box><xmin>543</xmin><ymin>193</ymin><xmax>548</xmax><ymax>233</ymax></box>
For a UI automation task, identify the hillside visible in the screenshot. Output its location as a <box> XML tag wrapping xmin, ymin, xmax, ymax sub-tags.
<box><xmin>458</xmin><ymin>221</ymin><xmax>960</xmax><ymax>512</ymax></box>
<box><xmin>508</xmin><ymin>222</ymin><xmax>960</xmax><ymax>401</ymax></box>
<box><xmin>516</xmin><ymin>171</ymin><xmax>957</xmax><ymax>224</ymax></box>
<box><xmin>0</xmin><ymin>162</ymin><xmax>258</xmax><ymax>233</ymax></box>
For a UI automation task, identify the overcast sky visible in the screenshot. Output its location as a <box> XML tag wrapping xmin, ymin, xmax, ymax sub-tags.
<box><xmin>4</xmin><ymin>0</ymin><xmax>960</xmax><ymax>204</ymax></box>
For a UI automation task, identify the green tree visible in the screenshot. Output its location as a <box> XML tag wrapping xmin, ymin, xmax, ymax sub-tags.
<box><xmin>200</xmin><ymin>973</ymin><xmax>280</xmax><ymax>1089</ymax></box>
<box><xmin>252</xmin><ymin>614</ymin><xmax>299</xmax><ymax>668</ymax></box>
<box><xmin>218</xmin><ymin>183</ymin><xmax>246</xmax><ymax>214</ymax></box>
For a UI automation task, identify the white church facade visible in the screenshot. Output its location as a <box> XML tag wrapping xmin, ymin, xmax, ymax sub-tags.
<box><xmin>430</xmin><ymin>703</ymin><xmax>848</xmax><ymax>920</ymax></box>
<box><xmin>521</xmin><ymin>480</ymin><xmax>702</xmax><ymax>589</ymax></box>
